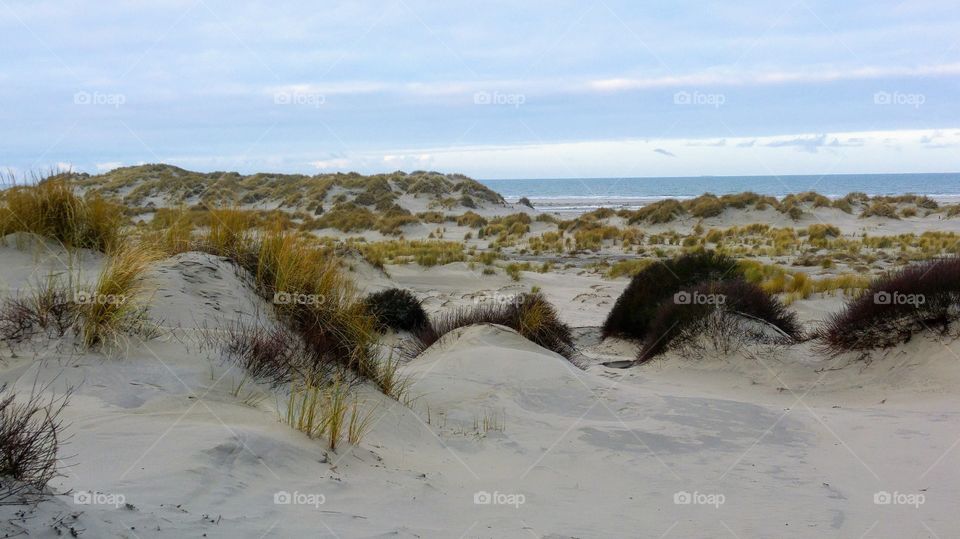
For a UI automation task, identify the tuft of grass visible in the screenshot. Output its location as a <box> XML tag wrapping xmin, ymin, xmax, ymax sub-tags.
<box><xmin>358</xmin><ymin>240</ymin><xmax>465</xmax><ymax>268</ymax></box>
<box><xmin>204</xmin><ymin>206</ymin><xmax>254</xmax><ymax>257</ymax></box>
<box><xmin>861</xmin><ymin>201</ymin><xmax>900</xmax><ymax>219</ymax></box>
<box><xmin>347</xmin><ymin>397</ymin><xmax>377</xmax><ymax>445</ymax></box>
<box><xmin>79</xmin><ymin>242</ymin><xmax>159</xmax><ymax>349</ymax></box>
<box><xmin>144</xmin><ymin>206</ymin><xmax>195</xmax><ymax>255</ymax></box>
<box><xmin>283</xmin><ymin>376</ymin><xmax>372</xmax><ymax>451</ymax></box>
<box><xmin>605</xmin><ymin>259</ymin><xmax>653</xmax><ymax>279</ymax></box>
<box><xmin>1</xmin><ymin>175</ymin><xmax>125</xmax><ymax>252</ymax></box>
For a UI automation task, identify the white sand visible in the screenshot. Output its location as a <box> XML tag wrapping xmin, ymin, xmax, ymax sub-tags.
<box><xmin>1</xmin><ymin>235</ymin><xmax>959</xmax><ymax>538</ymax></box>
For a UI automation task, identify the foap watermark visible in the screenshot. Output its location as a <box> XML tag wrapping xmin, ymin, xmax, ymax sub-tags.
<box><xmin>473</xmin><ymin>91</ymin><xmax>526</xmax><ymax>108</ymax></box>
<box><xmin>73</xmin><ymin>90</ymin><xmax>126</xmax><ymax>108</ymax></box>
<box><xmin>472</xmin><ymin>291</ymin><xmax>523</xmax><ymax>307</ymax></box>
<box><xmin>274</xmin><ymin>91</ymin><xmax>325</xmax><ymax>108</ymax></box>
<box><xmin>273</xmin><ymin>490</ymin><xmax>325</xmax><ymax>508</ymax></box>
<box><xmin>673</xmin><ymin>291</ymin><xmax>725</xmax><ymax>305</ymax></box>
<box><xmin>674</xmin><ymin>490</ymin><xmax>725</xmax><ymax>508</ymax></box>
<box><xmin>873</xmin><ymin>91</ymin><xmax>925</xmax><ymax>108</ymax></box>
<box><xmin>73</xmin><ymin>491</ymin><xmax>126</xmax><ymax>508</ymax></box>
<box><xmin>473</xmin><ymin>490</ymin><xmax>525</xmax><ymax>508</ymax></box>
<box><xmin>874</xmin><ymin>490</ymin><xmax>925</xmax><ymax>508</ymax></box>
<box><xmin>673</xmin><ymin>90</ymin><xmax>725</xmax><ymax>108</ymax></box>
<box><xmin>273</xmin><ymin>291</ymin><xmax>325</xmax><ymax>306</ymax></box>
<box><xmin>74</xmin><ymin>290</ymin><xmax>127</xmax><ymax>305</ymax></box>
<box><xmin>873</xmin><ymin>291</ymin><xmax>925</xmax><ymax>306</ymax></box>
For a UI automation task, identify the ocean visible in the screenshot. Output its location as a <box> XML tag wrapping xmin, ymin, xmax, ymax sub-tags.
<box><xmin>478</xmin><ymin>173</ymin><xmax>960</xmax><ymax>212</ymax></box>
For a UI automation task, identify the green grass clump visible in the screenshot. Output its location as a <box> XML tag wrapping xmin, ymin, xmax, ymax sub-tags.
<box><xmin>605</xmin><ymin>259</ymin><xmax>654</xmax><ymax>279</ymax></box>
<box><xmin>861</xmin><ymin>201</ymin><xmax>900</xmax><ymax>219</ymax></box>
<box><xmin>79</xmin><ymin>243</ymin><xmax>159</xmax><ymax>349</ymax></box>
<box><xmin>313</xmin><ymin>203</ymin><xmax>379</xmax><ymax>232</ymax></box>
<box><xmin>359</xmin><ymin>240</ymin><xmax>465</xmax><ymax>267</ymax></box>
<box><xmin>1</xmin><ymin>176</ymin><xmax>126</xmax><ymax>252</ymax></box>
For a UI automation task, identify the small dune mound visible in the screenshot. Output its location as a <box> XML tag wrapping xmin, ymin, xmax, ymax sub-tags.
<box><xmin>146</xmin><ymin>251</ymin><xmax>272</xmax><ymax>331</ymax></box>
<box><xmin>600</xmin><ymin>251</ymin><xmax>801</xmax><ymax>363</ymax></box>
<box><xmin>409</xmin><ymin>292</ymin><xmax>574</xmax><ymax>360</ymax></box>
<box><xmin>637</xmin><ymin>280</ymin><xmax>802</xmax><ymax>362</ymax></box>
<box><xmin>818</xmin><ymin>257</ymin><xmax>960</xmax><ymax>354</ymax></box>
<box><xmin>406</xmin><ymin>323</ymin><xmax>596</xmax><ymax>415</ymax></box>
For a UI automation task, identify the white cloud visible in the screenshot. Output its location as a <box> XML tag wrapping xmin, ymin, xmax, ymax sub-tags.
<box><xmin>95</xmin><ymin>161</ymin><xmax>123</xmax><ymax>172</ymax></box>
<box><xmin>587</xmin><ymin>63</ymin><xmax>960</xmax><ymax>92</ymax></box>
<box><xmin>309</xmin><ymin>158</ymin><xmax>352</xmax><ymax>170</ymax></box>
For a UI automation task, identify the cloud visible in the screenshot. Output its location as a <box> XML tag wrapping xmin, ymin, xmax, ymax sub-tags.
<box><xmin>95</xmin><ymin>161</ymin><xmax>123</xmax><ymax>172</ymax></box>
<box><xmin>309</xmin><ymin>158</ymin><xmax>352</xmax><ymax>170</ymax></box>
<box><xmin>686</xmin><ymin>139</ymin><xmax>727</xmax><ymax>147</ymax></box>
<box><xmin>383</xmin><ymin>153</ymin><xmax>434</xmax><ymax>169</ymax></box>
<box><xmin>588</xmin><ymin>63</ymin><xmax>960</xmax><ymax>92</ymax></box>
<box><xmin>654</xmin><ymin>148</ymin><xmax>676</xmax><ymax>157</ymax></box>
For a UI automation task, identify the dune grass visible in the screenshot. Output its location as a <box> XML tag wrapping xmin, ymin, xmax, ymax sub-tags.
<box><xmin>818</xmin><ymin>258</ymin><xmax>960</xmax><ymax>354</ymax></box>
<box><xmin>358</xmin><ymin>239</ymin><xmax>466</xmax><ymax>268</ymax></box>
<box><xmin>284</xmin><ymin>376</ymin><xmax>377</xmax><ymax>450</ymax></box>
<box><xmin>79</xmin><ymin>242</ymin><xmax>160</xmax><ymax>349</ymax></box>
<box><xmin>0</xmin><ymin>175</ymin><xmax>125</xmax><ymax>252</ymax></box>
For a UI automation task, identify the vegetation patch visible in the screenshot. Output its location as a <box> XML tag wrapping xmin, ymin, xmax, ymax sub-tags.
<box><xmin>602</xmin><ymin>251</ymin><xmax>743</xmax><ymax>340</ymax></box>
<box><xmin>818</xmin><ymin>258</ymin><xmax>960</xmax><ymax>354</ymax></box>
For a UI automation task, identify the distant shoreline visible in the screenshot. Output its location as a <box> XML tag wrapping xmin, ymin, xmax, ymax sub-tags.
<box><xmin>478</xmin><ymin>173</ymin><xmax>960</xmax><ymax>213</ymax></box>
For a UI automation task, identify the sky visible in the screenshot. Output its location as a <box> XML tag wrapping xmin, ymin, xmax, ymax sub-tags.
<box><xmin>1</xmin><ymin>0</ymin><xmax>958</xmax><ymax>179</ymax></box>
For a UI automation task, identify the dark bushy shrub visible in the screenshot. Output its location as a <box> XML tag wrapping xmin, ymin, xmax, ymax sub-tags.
<box><xmin>602</xmin><ymin>251</ymin><xmax>742</xmax><ymax>340</ymax></box>
<box><xmin>364</xmin><ymin>288</ymin><xmax>429</xmax><ymax>333</ymax></box>
<box><xmin>0</xmin><ymin>385</ymin><xmax>69</xmax><ymax>501</ymax></box>
<box><xmin>0</xmin><ymin>279</ymin><xmax>77</xmax><ymax>345</ymax></box>
<box><xmin>409</xmin><ymin>292</ymin><xmax>574</xmax><ymax>360</ymax></box>
<box><xmin>637</xmin><ymin>280</ymin><xmax>802</xmax><ymax>361</ymax></box>
<box><xmin>818</xmin><ymin>258</ymin><xmax>960</xmax><ymax>354</ymax></box>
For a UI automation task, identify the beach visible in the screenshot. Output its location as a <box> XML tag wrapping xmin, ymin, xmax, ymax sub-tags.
<box><xmin>0</xmin><ymin>166</ymin><xmax>958</xmax><ymax>537</ymax></box>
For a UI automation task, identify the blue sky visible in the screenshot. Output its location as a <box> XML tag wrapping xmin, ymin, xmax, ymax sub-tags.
<box><xmin>1</xmin><ymin>0</ymin><xmax>958</xmax><ymax>178</ymax></box>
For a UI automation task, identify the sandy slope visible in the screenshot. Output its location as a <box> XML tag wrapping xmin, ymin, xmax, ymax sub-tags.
<box><xmin>1</xmin><ymin>241</ymin><xmax>959</xmax><ymax>538</ymax></box>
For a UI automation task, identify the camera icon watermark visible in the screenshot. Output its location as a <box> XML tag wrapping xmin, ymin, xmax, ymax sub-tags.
<box><xmin>273</xmin><ymin>291</ymin><xmax>325</xmax><ymax>306</ymax></box>
<box><xmin>873</xmin><ymin>91</ymin><xmax>925</xmax><ymax>108</ymax></box>
<box><xmin>73</xmin><ymin>90</ymin><xmax>126</xmax><ymax>108</ymax></box>
<box><xmin>673</xmin><ymin>291</ymin><xmax>725</xmax><ymax>305</ymax></box>
<box><xmin>873</xmin><ymin>291</ymin><xmax>925</xmax><ymax>306</ymax></box>
<box><xmin>273</xmin><ymin>91</ymin><xmax>325</xmax><ymax>108</ymax></box>
<box><xmin>473</xmin><ymin>91</ymin><xmax>526</xmax><ymax>108</ymax></box>
<box><xmin>74</xmin><ymin>290</ymin><xmax>127</xmax><ymax>305</ymax></box>
<box><xmin>673</xmin><ymin>490</ymin><xmax>725</xmax><ymax>508</ymax></box>
<box><xmin>673</xmin><ymin>90</ymin><xmax>725</xmax><ymax>108</ymax></box>
<box><xmin>473</xmin><ymin>292</ymin><xmax>523</xmax><ymax>307</ymax></box>
<box><xmin>874</xmin><ymin>490</ymin><xmax>924</xmax><ymax>508</ymax></box>
<box><xmin>273</xmin><ymin>490</ymin><xmax>325</xmax><ymax>508</ymax></box>
<box><xmin>73</xmin><ymin>491</ymin><xmax>126</xmax><ymax>508</ymax></box>
<box><xmin>473</xmin><ymin>490</ymin><xmax>525</xmax><ymax>508</ymax></box>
